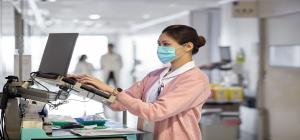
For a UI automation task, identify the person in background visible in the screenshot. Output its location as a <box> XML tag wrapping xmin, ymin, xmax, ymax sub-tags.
<box><xmin>100</xmin><ymin>43</ymin><xmax>123</xmax><ymax>122</ymax></box>
<box><xmin>74</xmin><ymin>54</ymin><xmax>95</xmax><ymax>75</ymax></box>
<box><xmin>73</xmin><ymin>25</ymin><xmax>211</xmax><ymax>140</ymax></box>
<box><xmin>100</xmin><ymin>43</ymin><xmax>123</xmax><ymax>87</ymax></box>
<box><xmin>73</xmin><ymin>54</ymin><xmax>96</xmax><ymax>117</ymax></box>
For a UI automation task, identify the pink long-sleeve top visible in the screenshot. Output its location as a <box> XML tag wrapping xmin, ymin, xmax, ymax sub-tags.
<box><xmin>109</xmin><ymin>67</ymin><xmax>211</xmax><ymax>140</ymax></box>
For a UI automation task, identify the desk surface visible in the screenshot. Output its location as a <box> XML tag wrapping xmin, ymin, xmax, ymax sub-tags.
<box><xmin>21</xmin><ymin>120</ymin><xmax>142</xmax><ymax>140</ymax></box>
<box><xmin>21</xmin><ymin>128</ymin><xmax>137</xmax><ymax>140</ymax></box>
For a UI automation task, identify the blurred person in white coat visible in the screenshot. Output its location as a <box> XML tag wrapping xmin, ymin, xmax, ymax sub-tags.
<box><xmin>74</xmin><ymin>54</ymin><xmax>96</xmax><ymax>117</ymax></box>
<box><xmin>100</xmin><ymin>43</ymin><xmax>123</xmax><ymax>87</ymax></box>
<box><xmin>100</xmin><ymin>43</ymin><xmax>123</xmax><ymax>122</ymax></box>
<box><xmin>74</xmin><ymin>54</ymin><xmax>95</xmax><ymax>75</ymax></box>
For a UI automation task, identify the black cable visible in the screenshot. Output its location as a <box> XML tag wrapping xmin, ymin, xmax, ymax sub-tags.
<box><xmin>42</xmin><ymin>104</ymin><xmax>46</xmax><ymax>111</ymax></box>
<box><xmin>0</xmin><ymin>125</ymin><xmax>2</xmax><ymax>139</ymax></box>
<box><xmin>86</xmin><ymin>92</ymin><xmax>96</xmax><ymax>100</ymax></box>
<box><xmin>3</xmin><ymin>113</ymin><xmax>8</xmax><ymax>140</ymax></box>
<box><xmin>30</xmin><ymin>72</ymin><xmax>50</xmax><ymax>91</ymax></box>
<box><xmin>0</xmin><ymin>82</ymin><xmax>9</xmax><ymax>140</ymax></box>
<box><xmin>0</xmin><ymin>111</ymin><xmax>3</xmax><ymax>140</ymax></box>
<box><xmin>1</xmin><ymin>83</ymin><xmax>8</xmax><ymax>140</ymax></box>
<box><xmin>19</xmin><ymin>102</ymin><xmax>26</xmax><ymax>118</ymax></box>
<box><xmin>0</xmin><ymin>83</ymin><xmax>8</xmax><ymax>140</ymax></box>
<box><xmin>1</xmin><ymin>111</ymin><xmax>5</xmax><ymax>140</ymax></box>
<box><xmin>48</xmin><ymin>100</ymin><xmax>69</xmax><ymax>110</ymax></box>
<box><xmin>0</xmin><ymin>119</ymin><xmax>2</xmax><ymax>139</ymax></box>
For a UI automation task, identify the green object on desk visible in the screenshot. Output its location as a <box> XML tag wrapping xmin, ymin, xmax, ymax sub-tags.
<box><xmin>52</xmin><ymin>120</ymin><xmax>106</xmax><ymax>128</ymax></box>
<box><xmin>21</xmin><ymin>128</ymin><xmax>137</xmax><ymax>140</ymax></box>
<box><xmin>75</xmin><ymin>125</ymin><xmax>108</xmax><ymax>130</ymax></box>
<box><xmin>74</xmin><ymin>118</ymin><xmax>106</xmax><ymax>126</ymax></box>
<box><xmin>52</xmin><ymin>121</ymin><xmax>73</xmax><ymax>126</ymax></box>
<box><xmin>80</xmin><ymin>120</ymin><xmax>106</xmax><ymax>126</ymax></box>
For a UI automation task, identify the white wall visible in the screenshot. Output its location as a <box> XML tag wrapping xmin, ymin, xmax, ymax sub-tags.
<box><xmin>190</xmin><ymin>8</ymin><xmax>221</xmax><ymax>67</ymax></box>
<box><xmin>220</xmin><ymin>3</ymin><xmax>259</xmax><ymax>97</ymax></box>
<box><xmin>118</xmin><ymin>33</ymin><xmax>161</xmax><ymax>87</ymax></box>
<box><xmin>0</xmin><ymin>36</ymin><xmax>15</xmax><ymax>79</ymax></box>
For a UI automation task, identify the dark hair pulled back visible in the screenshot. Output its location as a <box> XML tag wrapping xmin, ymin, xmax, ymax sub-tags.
<box><xmin>162</xmin><ymin>25</ymin><xmax>206</xmax><ymax>55</ymax></box>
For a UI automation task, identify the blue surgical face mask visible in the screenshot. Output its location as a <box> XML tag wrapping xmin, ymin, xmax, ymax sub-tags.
<box><xmin>157</xmin><ymin>46</ymin><xmax>177</xmax><ymax>64</ymax></box>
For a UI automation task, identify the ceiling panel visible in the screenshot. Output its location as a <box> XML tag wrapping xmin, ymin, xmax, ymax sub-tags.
<box><xmin>2</xmin><ymin>0</ymin><xmax>222</xmax><ymax>35</ymax></box>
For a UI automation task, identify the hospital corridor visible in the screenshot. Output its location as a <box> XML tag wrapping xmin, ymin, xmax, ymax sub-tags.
<box><xmin>0</xmin><ymin>0</ymin><xmax>300</xmax><ymax>140</ymax></box>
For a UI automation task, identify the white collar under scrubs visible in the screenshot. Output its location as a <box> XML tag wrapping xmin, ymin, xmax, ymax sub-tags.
<box><xmin>145</xmin><ymin>61</ymin><xmax>196</xmax><ymax>102</ymax></box>
<box><xmin>142</xmin><ymin>61</ymin><xmax>196</xmax><ymax>139</ymax></box>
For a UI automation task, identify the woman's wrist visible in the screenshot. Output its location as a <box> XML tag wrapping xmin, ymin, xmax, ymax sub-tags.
<box><xmin>102</xmin><ymin>85</ymin><xmax>123</xmax><ymax>96</ymax></box>
<box><xmin>111</xmin><ymin>88</ymin><xmax>123</xmax><ymax>96</ymax></box>
<box><xmin>105</xmin><ymin>86</ymin><xmax>114</xmax><ymax>94</ymax></box>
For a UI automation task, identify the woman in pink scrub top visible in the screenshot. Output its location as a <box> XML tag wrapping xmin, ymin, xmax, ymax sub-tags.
<box><xmin>73</xmin><ymin>25</ymin><xmax>211</xmax><ymax>140</ymax></box>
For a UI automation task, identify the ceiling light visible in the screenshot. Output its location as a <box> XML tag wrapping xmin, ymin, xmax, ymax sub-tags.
<box><xmin>89</xmin><ymin>14</ymin><xmax>101</xmax><ymax>20</ymax></box>
<box><xmin>48</xmin><ymin>0</ymin><xmax>56</xmax><ymax>2</ymax></box>
<box><xmin>142</xmin><ymin>14</ymin><xmax>150</xmax><ymax>19</ymax></box>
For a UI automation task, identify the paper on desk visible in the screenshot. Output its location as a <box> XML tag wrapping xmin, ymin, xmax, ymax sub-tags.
<box><xmin>70</xmin><ymin>128</ymin><xmax>143</xmax><ymax>136</ymax></box>
<box><xmin>48</xmin><ymin>115</ymin><xmax>77</xmax><ymax>123</ymax></box>
<box><xmin>83</xmin><ymin>125</ymin><xmax>98</xmax><ymax>129</ymax></box>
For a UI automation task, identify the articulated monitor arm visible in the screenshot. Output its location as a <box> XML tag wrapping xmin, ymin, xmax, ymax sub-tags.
<box><xmin>0</xmin><ymin>75</ymin><xmax>116</xmax><ymax>140</ymax></box>
<box><xmin>0</xmin><ymin>74</ymin><xmax>116</xmax><ymax>111</ymax></box>
<box><xmin>0</xmin><ymin>76</ymin><xmax>57</xmax><ymax>110</ymax></box>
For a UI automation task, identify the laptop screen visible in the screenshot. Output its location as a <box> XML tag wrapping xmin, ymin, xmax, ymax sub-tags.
<box><xmin>38</xmin><ymin>33</ymin><xmax>78</xmax><ymax>76</ymax></box>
